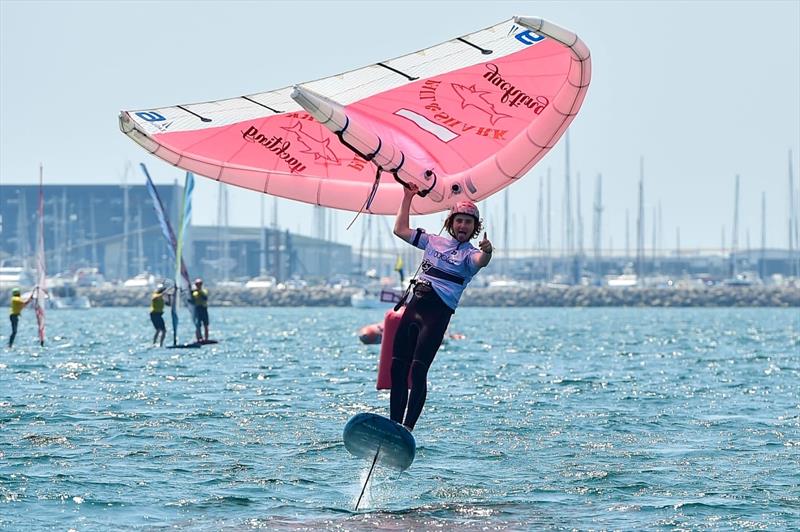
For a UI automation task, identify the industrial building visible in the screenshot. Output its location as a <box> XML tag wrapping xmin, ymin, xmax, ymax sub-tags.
<box><xmin>0</xmin><ymin>184</ymin><xmax>351</xmax><ymax>282</ymax></box>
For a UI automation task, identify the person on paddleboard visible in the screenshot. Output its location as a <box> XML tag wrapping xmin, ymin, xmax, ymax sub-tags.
<box><xmin>8</xmin><ymin>287</ymin><xmax>32</xmax><ymax>348</ymax></box>
<box><xmin>192</xmin><ymin>278</ymin><xmax>210</xmax><ymax>342</ymax></box>
<box><xmin>391</xmin><ymin>183</ymin><xmax>492</xmax><ymax>430</ymax></box>
<box><xmin>149</xmin><ymin>283</ymin><xmax>168</xmax><ymax>347</ymax></box>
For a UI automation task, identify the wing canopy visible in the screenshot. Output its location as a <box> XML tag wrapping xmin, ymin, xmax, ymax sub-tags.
<box><xmin>119</xmin><ymin>16</ymin><xmax>591</xmax><ymax>215</ymax></box>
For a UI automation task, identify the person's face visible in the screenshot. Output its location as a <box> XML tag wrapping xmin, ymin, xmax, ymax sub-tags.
<box><xmin>452</xmin><ymin>214</ymin><xmax>475</xmax><ymax>242</ymax></box>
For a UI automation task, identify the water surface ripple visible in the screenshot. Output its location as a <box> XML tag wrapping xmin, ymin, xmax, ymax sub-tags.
<box><xmin>1</xmin><ymin>307</ymin><xmax>798</xmax><ymax>530</ymax></box>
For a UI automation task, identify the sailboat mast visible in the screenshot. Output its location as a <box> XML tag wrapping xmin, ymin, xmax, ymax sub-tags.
<box><xmin>358</xmin><ymin>216</ymin><xmax>368</xmax><ymax>275</ymax></box>
<box><xmin>89</xmin><ymin>194</ymin><xmax>98</xmax><ymax>268</ymax></box>
<box><xmin>260</xmin><ymin>195</ymin><xmax>266</xmax><ymax>275</ymax></box>
<box><xmin>789</xmin><ymin>150</ymin><xmax>798</xmax><ymax>277</ymax></box>
<box><xmin>377</xmin><ymin>215</ymin><xmax>383</xmax><ymax>277</ymax></box>
<box><xmin>593</xmin><ymin>173</ymin><xmax>603</xmax><ymax>270</ymax></box>
<box><xmin>35</xmin><ymin>164</ymin><xmax>46</xmax><ymax>347</ymax></box>
<box><xmin>58</xmin><ymin>189</ymin><xmax>66</xmax><ymax>274</ymax></box>
<box><xmin>223</xmin><ymin>185</ymin><xmax>229</xmax><ymax>281</ymax></box>
<box><xmin>122</xmin><ymin>162</ymin><xmax>130</xmax><ymax>280</ymax></box>
<box><xmin>760</xmin><ymin>191</ymin><xmax>766</xmax><ymax>280</ymax></box>
<box><xmin>731</xmin><ymin>174</ymin><xmax>740</xmax><ymax>277</ymax></box>
<box><xmin>503</xmin><ymin>188</ymin><xmax>509</xmax><ymax>276</ymax></box>
<box><xmin>625</xmin><ymin>209</ymin><xmax>630</xmax><ymax>261</ymax></box>
<box><xmin>795</xmin><ymin>151</ymin><xmax>800</xmax><ymax>277</ymax></box>
<box><xmin>537</xmin><ymin>176</ymin><xmax>544</xmax><ymax>272</ymax></box>
<box><xmin>658</xmin><ymin>200</ymin><xmax>663</xmax><ymax>263</ymax></box>
<box><xmin>651</xmin><ymin>206</ymin><xmax>656</xmax><ymax>267</ymax></box>
<box><xmin>137</xmin><ymin>204</ymin><xmax>145</xmax><ymax>274</ymax></box>
<box><xmin>16</xmin><ymin>189</ymin><xmax>30</xmax><ymax>270</ymax></box>
<box><xmin>564</xmin><ymin>130</ymin><xmax>573</xmax><ymax>258</ymax></box>
<box><xmin>546</xmin><ymin>168</ymin><xmax>552</xmax><ymax>280</ymax></box>
<box><xmin>636</xmin><ymin>157</ymin><xmax>645</xmax><ymax>279</ymax></box>
<box><xmin>313</xmin><ymin>206</ymin><xmax>326</xmax><ymax>276</ymax></box>
<box><xmin>576</xmin><ymin>172</ymin><xmax>583</xmax><ymax>257</ymax></box>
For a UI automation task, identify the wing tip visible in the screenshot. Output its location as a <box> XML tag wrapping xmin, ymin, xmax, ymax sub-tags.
<box><xmin>514</xmin><ymin>16</ymin><xmax>590</xmax><ymax>60</ymax></box>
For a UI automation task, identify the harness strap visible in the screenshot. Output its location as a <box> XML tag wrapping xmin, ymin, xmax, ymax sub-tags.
<box><xmin>422</xmin><ymin>264</ymin><xmax>465</xmax><ymax>285</ymax></box>
<box><xmin>412</xmin><ymin>228</ymin><xmax>423</xmax><ymax>247</ymax></box>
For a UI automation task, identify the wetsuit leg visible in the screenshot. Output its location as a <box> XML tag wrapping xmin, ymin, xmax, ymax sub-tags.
<box><xmin>9</xmin><ymin>315</ymin><xmax>19</xmax><ymax>347</ymax></box>
<box><xmin>402</xmin><ymin>302</ymin><xmax>452</xmax><ymax>430</ymax></box>
<box><xmin>195</xmin><ymin>307</ymin><xmax>209</xmax><ymax>341</ymax></box>
<box><xmin>390</xmin><ymin>299</ymin><xmax>422</xmax><ymax>424</ymax></box>
<box><xmin>195</xmin><ymin>309</ymin><xmax>202</xmax><ymax>341</ymax></box>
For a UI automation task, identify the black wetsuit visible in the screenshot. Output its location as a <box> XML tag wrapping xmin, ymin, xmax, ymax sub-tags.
<box><xmin>390</xmin><ymin>284</ymin><xmax>454</xmax><ymax>431</ymax></box>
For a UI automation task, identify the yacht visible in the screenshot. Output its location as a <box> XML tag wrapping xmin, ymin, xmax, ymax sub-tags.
<box><xmin>245</xmin><ymin>275</ymin><xmax>277</xmax><ymax>289</ymax></box>
<box><xmin>605</xmin><ymin>273</ymin><xmax>639</xmax><ymax>288</ymax></box>
<box><xmin>0</xmin><ymin>261</ymin><xmax>33</xmax><ymax>290</ymax></box>
<box><xmin>123</xmin><ymin>273</ymin><xmax>156</xmax><ymax>288</ymax></box>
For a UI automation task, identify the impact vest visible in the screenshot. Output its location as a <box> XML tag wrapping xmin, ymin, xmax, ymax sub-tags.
<box><xmin>192</xmin><ymin>288</ymin><xmax>209</xmax><ymax>308</ymax></box>
<box><xmin>150</xmin><ymin>292</ymin><xmax>164</xmax><ymax>314</ymax></box>
<box><xmin>10</xmin><ymin>296</ymin><xmax>24</xmax><ymax>316</ymax></box>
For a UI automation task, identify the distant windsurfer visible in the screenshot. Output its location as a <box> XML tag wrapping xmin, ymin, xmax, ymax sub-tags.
<box><xmin>150</xmin><ymin>283</ymin><xmax>168</xmax><ymax>347</ymax></box>
<box><xmin>391</xmin><ymin>183</ymin><xmax>492</xmax><ymax>430</ymax></box>
<box><xmin>8</xmin><ymin>288</ymin><xmax>32</xmax><ymax>348</ymax></box>
<box><xmin>192</xmin><ymin>278</ymin><xmax>210</xmax><ymax>342</ymax></box>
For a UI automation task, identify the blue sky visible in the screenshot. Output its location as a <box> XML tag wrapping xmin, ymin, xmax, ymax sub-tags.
<box><xmin>1</xmin><ymin>0</ymin><xmax>798</xmax><ymax>252</ymax></box>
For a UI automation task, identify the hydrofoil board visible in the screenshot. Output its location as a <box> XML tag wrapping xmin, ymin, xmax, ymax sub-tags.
<box><xmin>343</xmin><ymin>412</ymin><xmax>415</xmax><ymax>471</ymax></box>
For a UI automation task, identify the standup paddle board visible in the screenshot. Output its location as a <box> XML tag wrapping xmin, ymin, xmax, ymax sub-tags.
<box><xmin>166</xmin><ymin>342</ymin><xmax>202</xmax><ymax>349</ymax></box>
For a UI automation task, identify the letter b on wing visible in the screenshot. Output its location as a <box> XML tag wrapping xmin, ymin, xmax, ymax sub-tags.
<box><xmin>515</xmin><ymin>30</ymin><xmax>545</xmax><ymax>46</ymax></box>
<box><xmin>135</xmin><ymin>111</ymin><xmax>166</xmax><ymax>122</ymax></box>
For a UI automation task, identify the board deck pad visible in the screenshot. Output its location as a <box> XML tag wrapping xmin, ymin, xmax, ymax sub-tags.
<box><xmin>343</xmin><ymin>413</ymin><xmax>416</xmax><ymax>471</ymax></box>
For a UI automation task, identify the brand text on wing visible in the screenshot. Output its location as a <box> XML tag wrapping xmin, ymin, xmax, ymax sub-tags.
<box><xmin>242</xmin><ymin>126</ymin><xmax>307</xmax><ymax>174</ymax></box>
<box><xmin>482</xmin><ymin>64</ymin><xmax>549</xmax><ymax>113</ymax></box>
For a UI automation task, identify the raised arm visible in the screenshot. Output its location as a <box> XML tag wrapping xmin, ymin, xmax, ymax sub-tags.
<box><xmin>393</xmin><ymin>183</ymin><xmax>419</xmax><ymax>242</ymax></box>
<box><xmin>474</xmin><ymin>232</ymin><xmax>493</xmax><ymax>269</ymax></box>
<box><xmin>23</xmin><ymin>289</ymin><xmax>35</xmax><ymax>306</ymax></box>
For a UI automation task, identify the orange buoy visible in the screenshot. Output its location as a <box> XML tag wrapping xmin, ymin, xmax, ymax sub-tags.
<box><xmin>358</xmin><ymin>322</ymin><xmax>384</xmax><ymax>345</ymax></box>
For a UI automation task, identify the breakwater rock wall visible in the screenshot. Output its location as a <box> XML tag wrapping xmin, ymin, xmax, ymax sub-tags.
<box><xmin>459</xmin><ymin>286</ymin><xmax>799</xmax><ymax>307</ymax></box>
<box><xmin>84</xmin><ymin>287</ymin><xmax>355</xmax><ymax>307</ymax></box>
<box><xmin>82</xmin><ymin>286</ymin><xmax>799</xmax><ymax>307</ymax></box>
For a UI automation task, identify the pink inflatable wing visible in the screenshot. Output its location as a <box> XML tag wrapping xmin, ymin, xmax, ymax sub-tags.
<box><xmin>119</xmin><ymin>16</ymin><xmax>591</xmax><ymax>215</ymax></box>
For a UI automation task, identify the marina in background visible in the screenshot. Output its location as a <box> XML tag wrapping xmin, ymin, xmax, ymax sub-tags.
<box><xmin>1</xmin><ymin>150</ymin><xmax>799</xmax><ymax>307</ymax></box>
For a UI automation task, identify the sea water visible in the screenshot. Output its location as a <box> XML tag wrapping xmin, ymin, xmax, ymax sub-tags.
<box><xmin>1</xmin><ymin>307</ymin><xmax>798</xmax><ymax>530</ymax></box>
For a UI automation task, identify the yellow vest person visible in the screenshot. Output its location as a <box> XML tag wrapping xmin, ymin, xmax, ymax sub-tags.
<box><xmin>149</xmin><ymin>284</ymin><xmax>168</xmax><ymax>347</ymax></box>
<box><xmin>8</xmin><ymin>288</ymin><xmax>31</xmax><ymax>348</ymax></box>
<box><xmin>192</xmin><ymin>278</ymin><xmax>210</xmax><ymax>342</ymax></box>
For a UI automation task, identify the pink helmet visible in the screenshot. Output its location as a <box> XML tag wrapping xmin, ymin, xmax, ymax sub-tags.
<box><xmin>449</xmin><ymin>200</ymin><xmax>480</xmax><ymax>221</ymax></box>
